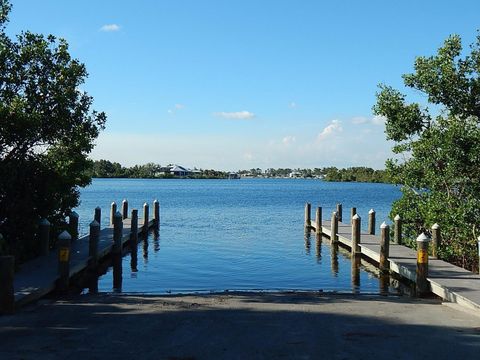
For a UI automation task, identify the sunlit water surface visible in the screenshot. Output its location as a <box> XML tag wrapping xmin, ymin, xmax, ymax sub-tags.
<box><xmin>75</xmin><ymin>178</ymin><xmax>401</xmax><ymax>294</ymax></box>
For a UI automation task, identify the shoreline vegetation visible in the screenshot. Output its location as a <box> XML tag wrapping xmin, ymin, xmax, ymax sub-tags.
<box><xmin>88</xmin><ymin>159</ymin><xmax>390</xmax><ymax>183</ymax></box>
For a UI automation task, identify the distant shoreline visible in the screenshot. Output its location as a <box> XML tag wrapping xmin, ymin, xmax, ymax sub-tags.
<box><xmin>90</xmin><ymin>176</ymin><xmax>392</xmax><ymax>185</ymax></box>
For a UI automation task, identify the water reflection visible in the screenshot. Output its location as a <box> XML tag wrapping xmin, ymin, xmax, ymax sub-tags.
<box><xmin>351</xmin><ymin>254</ymin><xmax>360</xmax><ymax>294</ymax></box>
<box><xmin>304</xmin><ymin>231</ymin><xmax>311</xmax><ymax>255</ymax></box>
<box><xmin>315</xmin><ymin>234</ymin><xmax>322</xmax><ymax>263</ymax></box>
<box><xmin>143</xmin><ymin>234</ymin><xmax>149</xmax><ymax>262</ymax></box>
<box><xmin>113</xmin><ymin>254</ymin><xmax>122</xmax><ymax>292</ymax></box>
<box><xmin>153</xmin><ymin>229</ymin><xmax>160</xmax><ymax>252</ymax></box>
<box><xmin>330</xmin><ymin>241</ymin><xmax>339</xmax><ymax>276</ymax></box>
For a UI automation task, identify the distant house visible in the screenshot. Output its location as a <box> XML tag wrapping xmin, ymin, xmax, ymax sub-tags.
<box><xmin>170</xmin><ymin>165</ymin><xmax>191</xmax><ymax>177</ymax></box>
<box><xmin>289</xmin><ymin>171</ymin><xmax>302</xmax><ymax>178</ymax></box>
<box><xmin>228</xmin><ymin>172</ymin><xmax>240</xmax><ymax>179</ymax></box>
<box><xmin>158</xmin><ymin>164</ymin><xmax>192</xmax><ymax>177</ymax></box>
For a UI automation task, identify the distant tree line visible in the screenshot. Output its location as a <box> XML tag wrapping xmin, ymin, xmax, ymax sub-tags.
<box><xmin>89</xmin><ymin>160</ymin><xmax>389</xmax><ymax>183</ymax></box>
<box><xmin>87</xmin><ymin>160</ymin><xmax>229</xmax><ymax>179</ymax></box>
<box><xmin>322</xmin><ymin>167</ymin><xmax>390</xmax><ymax>183</ymax></box>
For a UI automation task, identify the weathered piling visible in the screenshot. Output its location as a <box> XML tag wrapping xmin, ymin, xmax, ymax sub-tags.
<box><xmin>304</xmin><ymin>203</ymin><xmax>311</xmax><ymax>228</ymax></box>
<box><xmin>351</xmin><ymin>214</ymin><xmax>361</xmax><ymax>257</ymax></box>
<box><xmin>351</xmin><ymin>214</ymin><xmax>361</xmax><ymax>292</ymax></box>
<box><xmin>130</xmin><ymin>209</ymin><xmax>139</xmax><ymax>250</ymax></box>
<box><xmin>110</xmin><ymin>202</ymin><xmax>117</xmax><ymax>225</ymax></box>
<box><xmin>350</xmin><ymin>207</ymin><xmax>356</xmax><ymax>224</ymax></box>
<box><xmin>89</xmin><ymin>220</ymin><xmax>100</xmax><ymax>267</ymax></box>
<box><xmin>330</xmin><ymin>211</ymin><xmax>338</xmax><ymax>244</ymax></box>
<box><xmin>94</xmin><ymin>206</ymin><xmax>101</xmax><ymax>226</ymax></box>
<box><xmin>69</xmin><ymin>211</ymin><xmax>79</xmax><ymax>241</ymax></box>
<box><xmin>315</xmin><ymin>207</ymin><xmax>322</xmax><ymax>236</ymax></box>
<box><xmin>336</xmin><ymin>203</ymin><xmax>343</xmax><ymax>222</ymax></box>
<box><xmin>143</xmin><ymin>202</ymin><xmax>149</xmax><ymax>233</ymax></box>
<box><xmin>394</xmin><ymin>214</ymin><xmax>402</xmax><ymax>245</ymax></box>
<box><xmin>113</xmin><ymin>211</ymin><xmax>123</xmax><ymax>254</ymax></box>
<box><xmin>153</xmin><ymin>199</ymin><xmax>160</xmax><ymax>229</ymax></box>
<box><xmin>122</xmin><ymin>199</ymin><xmax>128</xmax><ymax>220</ymax></box>
<box><xmin>431</xmin><ymin>223</ymin><xmax>440</xmax><ymax>259</ymax></box>
<box><xmin>57</xmin><ymin>231</ymin><xmax>72</xmax><ymax>294</ymax></box>
<box><xmin>416</xmin><ymin>233</ymin><xmax>431</xmax><ymax>296</ymax></box>
<box><xmin>368</xmin><ymin>209</ymin><xmax>376</xmax><ymax>235</ymax></box>
<box><xmin>39</xmin><ymin>218</ymin><xmax>51</xmax><ymax>256</ymax></box>
<box><xmin>379</xmin><ymin>222</ymin><xmax>390</xmax><ymax>273</ymax></box>
<box><xmin>0</xmin><ymin>255</ymin><xmax>14</xmax><ymax>314</ymax></box>
<box><xmin>113</xmin><ymin>255</ymin><xmax>122</xmax><ymax>292</ymax></box>
<box><xmin>379</xmin><ymin>273</ymin><xmax>390</xmax><ymax>296</ymax></box>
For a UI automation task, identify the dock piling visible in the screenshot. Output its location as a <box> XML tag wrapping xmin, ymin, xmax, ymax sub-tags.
<box><xmin>89</xmin><ymin>220</ymin><xmax>100</xmax><ymax>267</ymax></box>
<box><xmin>122</xmin><ymin>199</ymin><xmax>128</xmax><ymax>220</ymax></box>
<box><xmin>368</xmin><ymin>209</ymin><xmax>376</xmax><ymax>235</ymax></box>
<box><xmin>154</xmin><ymin>199</ymin><xmax>160</xmax><ymax>229</ymax></box>
<box><xmin>110</xmin><ymin>202</ymin><xmax>117</xmax><ymax>225</ymax></box>
<box><xmin>394</xmin><ymin>215</ymin><xmax>402</xmax><ymax>245</ymax></box>
<box><xmin>0</xmin><ymin>255</ymin><xmax>14</xmax><ymax>314</ymax></box>
<box><xmin>57</xmin><ymin>231</ymin><xmax>72</xmax><ymax>294</ymax></box>
<box><xmin>380</xmin><ymin>222</ymin><xmax>390</xmax><ymax>273</ymax></box>
<box><xmin>330</xmin><ymin>211</ymin><xmax>338</xmax><ymax>244</ymax></box>
<box><xmin>431</xmin><ymin>223</ymin><xmax>440</xmax><ymax>259</ymax></box>
<box><xmin>39</xmin><ymin>218</ymin><xmax>51</xmax><ymax>256</ymax></box>
<box><xmin>143</xmin><ymin>202</ymin><xmax>149</xmax><ymax>233</ymax></box>
<box><xmin>68</xmin><ymin>211</ymin><xmax>79</xmax><ymax>241</ymax></box>
<box><xmin>416</xmin><ymin>233</ymin><xmax>431</xmax><ymax>296</ymax></box>
<box><xmin>94</xmin><ymin>206</ymin><xmax>101</xmax><ymax>226</ymax></box>
<box><xmin>315</xmin><ymin>207</ymin><xmax>322</xmax><ymax>236</ymax></box>
<box><xmin>350</xmin><ymin>207</ymin><xmax>356</xmax><ymax>224</ymax></box>
<box><xmin>304</xmin><ymin>203</ymin><xmax>311</xmax><ymax>228</ymax></box>
<box><xmin>131</xmin><ymin>209</ymin><xmax>139</xmax><ymax>250</ymax></box>
<box><xmin>351</xmin><ymin>214</ymin><xmax>361</xmax><ymax>257</ymax></box>
<box><xmin>113</xmin><ymin>211</ymin><xmax>123</xmax><ymax>254</ymax></box>
<box><xmin>336</xmin><ymin>204</ymin><xmax>343</xmax><ymax>222</ymax></box>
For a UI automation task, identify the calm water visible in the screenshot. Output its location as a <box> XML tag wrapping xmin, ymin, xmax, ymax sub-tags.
<box><xmin>75</xmin><ymin>178</ymin><xmax>401</xmax><ymax>294</ymax></box>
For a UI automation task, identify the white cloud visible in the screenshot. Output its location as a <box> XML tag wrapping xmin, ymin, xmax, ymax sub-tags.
<box><xmin>100</xmin><ymin>24</ymin><xmax>120</xmax><ymax>32</ymax></box>
<box><xmin>351</xmin><ymin>115</ymin><xmax>386</xmax><ymax>126</ymax></box>
<box><xmin>372</xmin><ymin>115</ymin><xmax>386</xmax><ymax>125</ymax></box>
<box><xmin>282</xmin><ymin>135</ymin><xmax>296</xmax><ymax>145</ymax></box>
<box><xmin>168</xmin><ymin>104</ymin><xmax>185</xmax><ymax>114</ymax></box>
<box><xmin>215</xmin><ymin>111</ymin><xmax>255</xmax><ymax>120</ymax></box>
<box><xmin>317</xmin><ymin>120</ymin><xmax>343</xmax><ymax>141</ymax></box>
<box><xmin>352</xmin><ymin>116</ymin><xmax>368</xmax><ymax>124</ymax></box>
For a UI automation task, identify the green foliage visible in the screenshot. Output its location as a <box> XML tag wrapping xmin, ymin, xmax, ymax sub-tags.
<box><xmin>0</xmin><ymin>2</ymin><xmax>105</xmax><ymax>260</ymax></box>
<box><xmin>374</xmin><ymin>32</ymin><xmax>480</xmax><ymax>271</ymax></box>
<box><xmin>322</xmin><ymin>167</ymin><xmax>389</xmax><ymax>183</ymax></box>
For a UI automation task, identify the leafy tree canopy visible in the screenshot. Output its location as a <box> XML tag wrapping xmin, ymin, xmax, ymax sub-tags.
<box><xmin>0</xmin><ymin>1</ymin><xmax>106</xmax><ymax>260</ymax></box>
<box><xmin>373</xmin><ymin>33</ymin><xmax>480</xmax><ymax>270</ymax></box>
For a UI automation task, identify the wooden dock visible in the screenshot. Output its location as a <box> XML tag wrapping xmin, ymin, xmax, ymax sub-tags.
<box><xmin>306</xmin><ymin>207</ymin><xmax>480</xmax><ymax>311</ymax></box>
<box><xmin>1</xmin><ymin>201</ymin><xmax>159</xmax><ymax>312</ymax></box>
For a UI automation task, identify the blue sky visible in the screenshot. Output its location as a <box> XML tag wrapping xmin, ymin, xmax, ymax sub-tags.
<box><xmin>6</xmin><ymin>0</ymin><xmax>480</xmax><ymax>170</ymax></box>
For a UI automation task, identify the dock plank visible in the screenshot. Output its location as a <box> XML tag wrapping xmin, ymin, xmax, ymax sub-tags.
<box><xmin>310</xmin><ymin>219</ymin><xmax>480</xmax><ymax>311</ymax></box>
<box><xmin>13</xmin><ymin>219</ymin><xmax>153</xmax><ymax>307</ymax></box>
